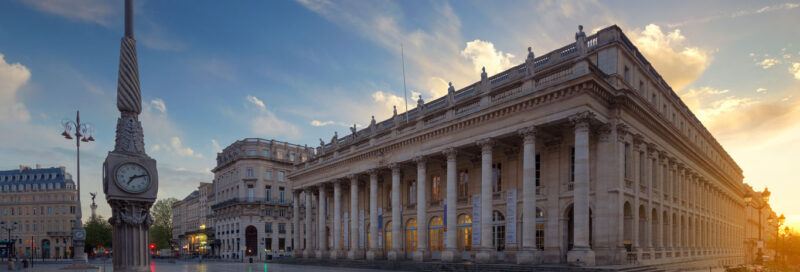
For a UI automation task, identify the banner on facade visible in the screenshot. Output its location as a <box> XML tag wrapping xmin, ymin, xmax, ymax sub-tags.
<box><xmin>443</xmin><ymin>199</ymin><xmax>447</xmax><ymax>232</ymax></box>
<box><xmin>472</xmin><ymin>194</ymin><xmax>481</xmax><ymax>245</ymax></box>
<box><xmin>506</xmin><ymin>189</ymin><xmax>517</xmax><ymax>244</ymax></box>
<box><xmin>344</xmin><ymin>212</ymin><xmax>349</xmax><ymax>248</ymax></box>
<box><xmin>359</xmin><ymin>210</ymin><xmax>365</xmax><ymax>248</ymax></box>
<box><xmin>378</xmin><ymin>208</ymin><xmax>383</xmax><ymax>247</ymax></box>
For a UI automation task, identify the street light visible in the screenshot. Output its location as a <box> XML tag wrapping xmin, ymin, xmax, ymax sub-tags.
<box><xmin>744</xmin><ymin>187</ymin><xmax>771</xmax><ymax>265</ymax></box>
<box><xmin>60</xmin><ymin>110</ymin><xmax>94</xmax><ymax>264</ymax></box>
<box><xmin>776</xmin><ymin>214</ymin><xmax>786</xmax><ymax>264</ymax></box>
<box><xmin>1</xmin><ymin>222</ymin><xmax>18</xmax><ymax>261</ymax></box>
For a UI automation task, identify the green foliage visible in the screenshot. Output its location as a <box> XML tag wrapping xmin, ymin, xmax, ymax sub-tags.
<box><xmin>149</xmin><ymin>197</ymin><xmax>179</xmax><ymax>250</ymax></box>
<box><xmin>84</xmin><ymin>215</ymin><xmax>112</xmax><ymax>254</ymax></box>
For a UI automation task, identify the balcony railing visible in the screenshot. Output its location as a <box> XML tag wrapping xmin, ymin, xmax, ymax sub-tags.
<box><xmin>211</xmin><ymin>197</ymin><xmax>293</xmax><ymax>210</ymax></box>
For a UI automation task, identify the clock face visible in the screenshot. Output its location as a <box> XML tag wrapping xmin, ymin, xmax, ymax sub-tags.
<box><xmin>74</xmin><ymin>230</ymin><xmax>86</xmax><ymax>240</ymax></box>
<box><xmin>115</xmin><ymin>163</ymin><xmax>150</xmax><ymax>193</ymax></box>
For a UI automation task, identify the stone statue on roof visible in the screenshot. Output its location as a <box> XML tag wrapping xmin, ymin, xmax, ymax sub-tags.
<box><xmin>319</xmin><ymin>138</ymin><xmax>325</xmax><ymax>147</ymax></box>
<box><xmin>525</xmin><ymin>46</ymin><xmax>536</xmax><ymax>77</ymax></box>
<box><xmin>393</xmin><ymin>105</ymin><xmax>398</xmax><ymax>117</ymax></box>
<box><xmin>481</xmin><ymin>66</ymin><xmax>487</xmax><ymax>80</ymax></box>
<box><xmin>350</xmin><ymin>124</ymin><xmax>357</xmax><ymax>136</ymax></box>
<box><xmin>417</xmin><ymin>95</ymin><xmax>425</xmax><ymax>109</ymax></box>
<box><xmin>575</xmin><ymin>25</ymin><xmax>588</xmax><ymax>57</ymax></box>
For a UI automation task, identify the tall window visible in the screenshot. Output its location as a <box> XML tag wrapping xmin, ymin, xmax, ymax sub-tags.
<box><xmin>624</xmin><ymin>66</ymin><xmax>630</xmax><ymax>83</ymax></box>
<box><xmin>458</xmin><ymin>170</ymin><xmax>469</xmax><ymax>198</ymax></box>
<box><xmin>492</xmin><ymin>163</ymin><xmax>502</xmax><ymax>192</ymax></box>
<box><xmin>570</xmin><ymin>146</ymin><xmax>575</xmax><ymax>182</ymax></box>
<box><xmin>265</xmin><ymin>170</ymin><xmax>272</xmax><ymax>180</ymax></box>
<box><xmin>406</xmin><ymin>219</ymin><xmax>418</xmax><ymax>251</ymax></box>
<box><xmin>639</xmin><ymin>152</ymin><xmax>645</xmax><ymax>184</ymax></box>
<box><xmin>536</xmin><ymin>208</ymin><xmax>545</xmax><ymax>250</ymax></box>
<box><xmin>457</xmin><ymin>214</ymin><xmax>472</xmax><ymax>251</ymax></box>
<box><xmin>535</xmin><ymin>153</ymin><xmax>541</xmax><ymax>187</ymax></box>
<box><xmin>385</xmin><ymin>222</ymin><xmax>392</xmax><ymax>252</ymax></box>
<box><xmin>278</xmin><ymin>171</ymin><xmax>286</xmax><ymax>181</ymax></box>
<box><xmin>429</xmin><ymin>217</ymin><xmax>443</xmax><ymax>252</ymax></box>
<box><xmin>266</xmin><ymin>223</ymin><xmax>272</xmax><ymax>233</ymax></box>
<box><xmin>431</xmin><ymin>176</ymin><xmax>441</xmax><ymax>201</ymax></box>
<box><xmin>262</xmin><ymin>149</ymin><xmax>270</xmax><ymax>157</ymax></box>
<box><xmin>247</xmin><ymin>185</ymin><xmax>254</xmax><ymax>202</ymax></box>
<box><xmin>652</xmin><ymin>159</ymin><xmax>657</xmax><ymax>189</ymax></box>
<box><xmin>247</xmin><ymin>168</ymin><xmax>254</xmax><ymax>178</ymax></box>
<box><xmin>279</xmin><ymin>187</ymin><xmax>285</xmax><ymax>203</ymax></box>
<box><xmin>624</xmin><ymin>144</ymin><xmax>631</xmax><ymax>178</ymax></box>
<box><xmin>408</xmin><ymin>181</ymin><xmax>416</xmax><ymax>204</ymax></box>
<box><xmin>492</xmin><ymin>211</ymin><xmax>506</xmax><ymax>251</ymax></box>
<box><xmin>265</xmin><ymin>186</ymin><xmax>272</xmax><ymax>202</ymax></box>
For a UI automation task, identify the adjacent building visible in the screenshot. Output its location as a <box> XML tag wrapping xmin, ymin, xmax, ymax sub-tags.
<box><xmin>0</xmin><ymin>165</ymin><xmax>79</xmax><ymax>259</ymax></box>
<box><xmin>210</xmin><ymin>138</ymin><xmax>312</xmax><ymax>259</ymax></box>
<box><xmin>172</xmin><ymin>182</ymin><xmax>215</xmax><ymax>257</ymax></box>
<box><xmin>288</xmin><ymin>25</ymin><xmax>751</xmax><ymax>269</ymax></box>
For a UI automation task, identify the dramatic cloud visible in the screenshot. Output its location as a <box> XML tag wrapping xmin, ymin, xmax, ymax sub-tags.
<box><xmin>150</xmin><ymin>98</ymin><xmax>166</xmax><ymax>113</ymax></box>
<box><xmin>460</xmin><ymin>40</ymin><xmax>516</xmax><ymax>75</ymax></box>
<box><xmin>666</xmin><ymin>2</ymin><xmax>800</xmax><ymax>28</ymax></box>
<box><xmin>678</xmin><ymin>86</ymin><xmax>730</xmax><ymax>112</ymax></box>
<box><xmin>0</xmin><ymin>53</ymin><xmax>32</xmax><ymax>122</ymax></box>
<box><xmin>629</xmin><ymin>24</ymin><xmax>711</xmax><ymax>91</ymax></box>
<box><xmin>758</xmin><ymin>58</ymin><xmax>780</xmax><ymax>69</ymax></box>
<box><xmin>791</xmin><ymin>63</ymin><xmax>800</xmax><ymax>79</ymax></box>
<box><xmin>20</xmin><ymin>0</ymin><xmax>116</xmax><ymax>27</ymax></box>
<box><xmin>245</xmin><ymin>96</ymin><xmax>300</xmax><ymax>139</ymax></box>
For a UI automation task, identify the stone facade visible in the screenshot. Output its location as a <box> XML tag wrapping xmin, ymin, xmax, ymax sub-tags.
<box><xmin>0</xmin><ymin>165</ymin><xmax>79</xmax><ymax>259</ymax></box>
<box><xmin>211</xmin><ymin>138</ymin><xmax>312</xmax><ymax>260</ymax></box>
<box><xmin>288</xmin><ymin>25</ymin><xmax>750</xmax><ymax>268</ymax></box>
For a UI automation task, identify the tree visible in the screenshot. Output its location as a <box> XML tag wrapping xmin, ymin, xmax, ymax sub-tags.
<box><xmin>84</xmin><ymin>215</ymin><xmax>112</xmax><ymax>256</ymax></box>
<box><xmin>150</xmin><ymin>197</ymin><xmax>178</xmax><ymax>250</ymax></box>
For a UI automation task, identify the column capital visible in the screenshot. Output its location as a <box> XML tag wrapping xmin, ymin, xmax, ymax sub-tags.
<box><xmin>413</xmin><ymin>155</ymin><xmax>427</xmax><ymax>164</ymax></box>
<box><xmin>442</xmin><ymin>148</ymin><xmax>458</xmax><ymax>161</ymax></box>
<box><xmin>616</xmin><ymin>122</ymin><xmax>630</xmax><ymax>142</ymax></box>
<box><xmin>518</xmin><ymin>126</ymin><xmax>537</xmax><ymax>144</ymax></box>
<box><xmin>476</xmin><ymin>138</ymin><xmax>494</xmax><ymax>153</ymax></box>
<box><xmin>347</xmin><ymin>174</ymin><xmax>358</xmax><ymax>181</ymax></box>
<box><xmin>596</xmin><ymin>123</ymin><xmax>612</xmax><ymax>142</ymax></box>
<box><xmin>568</xmin><ymin>110</ymin><xmax>595</xmax><ymax>130</ymax></box>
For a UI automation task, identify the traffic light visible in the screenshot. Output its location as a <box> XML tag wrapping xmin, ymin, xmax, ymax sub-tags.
<box><xmin>150</xmin><ymin>243</ymin><xmax>155</xmax><ymax>250</ymax></box>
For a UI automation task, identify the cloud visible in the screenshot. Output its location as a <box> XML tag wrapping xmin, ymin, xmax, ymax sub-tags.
<box><xmin>756</xmin><ymin>88</ymin><xmax>767</xmax><ymax>93</ymax></box>
<box><xmin>196</xmin><ymin>58</ymin><xmax>237</xmax><ymax>82</ymax></box>
<box><xmin>20</xmin><ymin>0</ymin><xmax>116</xmax><ymax>27</ymax></box>
<box><xmin>245</xmin><ymin>96</ymin><xmax>301</xmax><ymax>139</ymax></box>
<box><xmin>629</xmin><ymin>24</ymin><xmax>711</xmax><ymax>91</ymax></box>
<box><xmin>150</xmin><ymin>98</ymin><xmax>166</xmax><ymax>113</ymax></box>
<box><xmin>678</xmin><ymin>86</ymin><xmax>730</xmax><ymax>112</ymax></box>
<box><xmin>246</xmin><ymin>95</ymin><xmax>266</xmax><ymax>110</ymax></box>
<box><xmin>310</xmin><ymin>120</ymin><xmax>335</xmax><ymax>127</ymax></box>
<box><xmin>790</xmin><ymin>63</ymin><xmax>800</xmax><ymax>79</ymax></box>
<box><xmin>211</xmin><ymin>139</ymin><xmax>222</xmax><ymax>153</ymax></box>
<box><xmin>0</xmin><ymin>53</ymin><xmax>32</xmax><ymax>122</ymax></box>
<box><xmin>758</xmin><ymin>58</ymin><xmax>780</xmax><ymax>69</ymax></box>
<box><xmin>460</xmin><ymin>40</ymin><xmax>516</xmax><ymax>75</ymax></box>
<box><xmin>666</xmin><ymin>2</ymin><xmax>800</xmax><ymax>28</ymax></box>
<box><xmin>167</xmin><ymin>137</ymin><xmax>202</xmax><ymax>158</ymax></box>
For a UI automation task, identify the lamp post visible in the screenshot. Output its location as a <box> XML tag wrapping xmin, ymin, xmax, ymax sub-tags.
<box><xmin>775</xmin><ymin>214</ymin><xmax>785</xmax><ymax>264</ymax></box>
<box><xmin>1</xmin><ymin>222</ymin><xmax>18</xmax><ymax>261</ymax></box>
<box><xmin>744</xmin><ymin>188</ymin><xmax>771</xmax><ymax>265</ymax></box>
<box><xmin>60</xmin><ymin>110</ymin><xmax>94</xmax><ymax>264</ymax></box>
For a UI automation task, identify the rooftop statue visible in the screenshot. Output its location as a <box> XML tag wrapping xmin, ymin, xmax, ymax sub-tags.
<box><xmin>393</xmin><ymin>105</ymin><xmax>398</xmax><ymax>117</ymax></box>
<box><xmin>481</xmin><ymin>66</ymin><xmax>487</xmax><ymax>80</ymax></box>
<box><xmin>417</xmin><ymin>94</ymin><xmax>425</xmax><ymax>109</ymax></box>
<box><xmin>525</xmin><ymin>47</ymin><xmax>536</xmax><ymax>77</ymax></box>
<box><xmin>575</xmin><ymin>25</ymin><xmax>588</xmax><ymax>57</ymax></box>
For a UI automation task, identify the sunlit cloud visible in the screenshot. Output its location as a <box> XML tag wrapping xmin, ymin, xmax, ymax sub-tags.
<box><xmin>0</xmin><ymin>53</ymin><xmax>31</xmax><ymax>122</ymax></box>
<box><xmin>20</xmin><ymin>0</ymin><xmax>116</xmax><ymax>27</ymax></box>
<box><xmin>629</xmin><ymin>24</ymin><xmax>711</xmax><ymax>91</ymax></box>
<box><xmin>790</xmin><ymin>62</ymin><xmax>800</xmax><ymax>79</ymax></box>
<box><xmin>758</xmin><ymin>58</ymin><xmax>780</xmax><ymax>69</ymax></box>
<box><xmin>460</xmin><ymin>40</ymin><xmax>516</xmax><ymax>75</ymax></box>
<box><xmin>756</xmin><ymin>88</ymin><xmax>767</xmax><ymax>93</ymax></box>
<box><xmin>245</xmin><ymin>95</ymin><xmax>300</xmax><ymax>139</ymax></box>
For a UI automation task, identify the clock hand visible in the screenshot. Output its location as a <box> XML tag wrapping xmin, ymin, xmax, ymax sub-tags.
<box><xmin>127</xmin><ymin>175</ymin><xmax>145</xmax><ymax>185</ymax></box>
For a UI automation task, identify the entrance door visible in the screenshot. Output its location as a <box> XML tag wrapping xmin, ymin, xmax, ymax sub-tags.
<box><xmin>245</xmin><ymin>226</ymin><xmax>258</xmax><ymax>256</ymax></box>
<box><xmin>41</xmin><ymin>240</ymin><xmax>50</xmax><ymax>259</ymax></box>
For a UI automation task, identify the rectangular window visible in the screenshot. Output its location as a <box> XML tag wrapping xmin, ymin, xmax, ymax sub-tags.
<box><xmin>624</xmin><ymin>66</ymin><xmax>630</xmax><ymax>83</ymax></box>
<box><xmin>624</xmin><ymin>144</ymin><xmax>630</xmax><ymax>178</ymax></box>
<box><xmin>280</xmin><ymin>208</ymin><xmax>286</xmax><ymax>217</ymax></box>
<box><xmin>651</xmin><ymin>159</ymin><xmax>657</xmax><ymax>189</ymax></box>
<box><xmin>70</xmin><ymin>206</ymin><xmax>76</xmax><ymax>214</ymax></box>
<box><xmin>409</xmin><ymin>180</ymin><xmax>417</xmax><ymax>204</ymax></box>
<box><xmin>639</xmin><ymin>81</ymin><xmax>645</xmax><ymax>94</ymax></box>
<box><xmin>279</xmin><ymin>223</ymin><xmax>286</xmax><ymax>234</ymax></box>
<box><xmin>458</xmin><ymin>170</ymin><xmax>469</xmax><ymax>198</ymax></box>
<box><xmin>265</xmin><ymin>170</ymin><xmax>272</xmax><ymax>180</ymax></box>
<box><xmin>639</xmin><ymin>152</ymin><xmax>645</xmax><ymax>184</ymax></box>
<box><xmin>247</xmin><ymin>185</ymin><xmax>254</xmax><ymax>202</ymax></box>
<box><xmin>248</xmin><ymin>150</ymin><xmax>256</xmax><ymax>156</ymax></box>
<box><xmin>279</xmin><ymin>187</ymin><xmax>285</xmax><ymax>203</ymax></box>
<box><xmin>247</xmin><ymin>168</ymin><xmax>254</xmax><ymax>178</ymax></box>
<box><xmin>289</xmin><ymin>153</ymin><xmax>295</xmax><ymax>162</ymax></box>
<box><xmin>266</xmin><ymin>223</ymin><xmax>273</xmax><ymax>233</ymax></box>
<box><xmin>535</xmin><ymin>153</ymin><xmax>541</xmax><ymax>187</ymax></box>
<box><xmin>265</xmin><ymin>186</ymin><xmax>272</xmax><ymax>202</ymax></box>
<box><xmin>266</xmin><ymin>209</ymin><xmax>272</xmax><ymax>216</ymax></box>
<box><xmin>431</xmin><ymin>176</ymin><xmax>441</xmax><ymax>201</ymax></box>
<box><xmin>492</xmin><ymin>163</ymin><xmax>502</xmax><ymax>192</ymax></box>
<box><xmin>278</xmin><ymin>171</ymin><xmax>285</xmax><ymax>181</ymax></box>
<box><xmin>570</xmin><ymin>147</ymin><xmax>575</xmax><ymax>182</ymax></box>
<box><xmin>263</xmin><ymin>149</ymin><xmax>270</xmax><ymax>157</ymax></box>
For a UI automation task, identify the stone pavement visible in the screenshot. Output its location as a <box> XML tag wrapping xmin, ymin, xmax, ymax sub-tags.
<box><xmin>15</xmin><ymin>259</ymin><xmax>401</xmax><ymax>272</ymax></box>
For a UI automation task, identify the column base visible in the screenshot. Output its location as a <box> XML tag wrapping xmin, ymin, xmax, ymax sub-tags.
<box><xmin>516</xmin><ymin>250</ymin><xmax>539</xmax><ymax>265</ymax></box>
<box><xmin>366</xmin><ymin>250</ymin><xmax>385</xmax><ymax>260</ymax></box>
<box><xmin>412</xmin><ymin>250</ymin><xmax>431</xmax><ymax>262</ymax></box>
<box><xmin>330</xmin><ymin>250</ymin><xmax>344</xmax><ymax>260</ymax></box>
<box><xmin>347</xmin><ymin>249</ymin><xmax>365</xmax><ymax>260</ymax></box>
<box><xmin>567</xmin><ymin>248</ymin><xmax>596</xmax><ymax>266</ymax></box>
<box><xmin>441</xmin><ymin>249</ymin><xmax>461</xmax><ymax>262</ymax></box>
<box><xmin>315</xmin><ymin>250</ymin><xmax>327</xmax><ymax>259</ymax></box>
<box><xmin>303</xmin><ymin>250</ymin><xmax>313</xmax><ymax>258</ymax></box>
<box><xmin>475</xmin><ymin>249</ymin><xmax>495</xmax><ymax>263</ymax></box>
<box><xmin>387</xmin><ymin>250</ymin><xmax>404</xmax><ymax>261</ymax></box>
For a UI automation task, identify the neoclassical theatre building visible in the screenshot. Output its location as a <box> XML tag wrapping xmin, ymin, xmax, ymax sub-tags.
<box><xmin>289</xmin><ymin>25</ymin><xmax>747</xmax><ymax>267</ymax></box>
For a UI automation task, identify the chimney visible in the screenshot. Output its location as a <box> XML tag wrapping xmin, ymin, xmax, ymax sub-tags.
<box><xmin>36</xmin><ymin>164</ymin><xmax>41</xmax><ymax>169</ymax></box>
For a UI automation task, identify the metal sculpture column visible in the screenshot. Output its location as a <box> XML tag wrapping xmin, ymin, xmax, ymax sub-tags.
<box><xmin>103</xmin><ymin>0</ymin><xmax>159</xmax><ymax>271</ymax></box>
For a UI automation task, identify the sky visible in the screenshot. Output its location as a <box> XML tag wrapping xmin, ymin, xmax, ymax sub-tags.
<box><xmin>0</xmin><ymin>0</ymin><xmax>798</xmax><ymax>230</ymax></box>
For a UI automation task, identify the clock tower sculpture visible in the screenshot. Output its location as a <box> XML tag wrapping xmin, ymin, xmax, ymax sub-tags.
<box><xmin>103</xmin><ymin>0</ymin><xmax>158</xmax><ymax>270</ymax></box>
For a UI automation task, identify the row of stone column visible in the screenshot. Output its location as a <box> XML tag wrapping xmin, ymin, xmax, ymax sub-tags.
<box><xmin>292</xmin><ymin>111</ymin><xmax>596</xmax><ymax>263</ymax></box>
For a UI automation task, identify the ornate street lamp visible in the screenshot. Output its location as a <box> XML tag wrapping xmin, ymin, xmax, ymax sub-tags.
<box><xmin>60</xmin><ymin>110</ymin><xmax>94</xmax><ymax>265</ymax></box>
<box><xmin>744</xmin><ymin>187</ymin><xmax>771</xmax><ymax>265</ymax></box>
<box><xmin>1</xmin><ymin>222</ymin><xmax>18</xmax><ymax>261</ymax></box>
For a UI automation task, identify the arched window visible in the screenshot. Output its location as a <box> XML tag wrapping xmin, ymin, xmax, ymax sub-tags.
<box><xmin>385</xmin><ymin>221</ymin><xmax>392</xmax><ymax>252</ymax></box>
<box><xmin>536</xmin><ymin>208</ymin><xmax>545</xmax><ymax>250</ymax></box>
<box><xmin>492</xmin><ymin>211</ymin><xmax>505</xmax><ymax>251</ymax></box>
<box><xmin>429</xmin><ymin>217</ymin><xmax>443</xmax><ymax>252</ymax></box>
<box><xmin>457</xmin><ymin>214</ymin><xmax>472</xmax><ymax>251</ymax></box>
<box><xmin>406</xmin><ymin>219</ymin><xmax>418</xmax><ymax>252</ymax></box>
